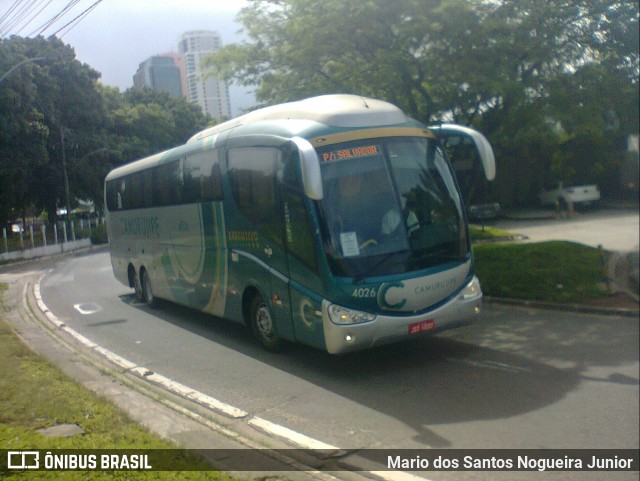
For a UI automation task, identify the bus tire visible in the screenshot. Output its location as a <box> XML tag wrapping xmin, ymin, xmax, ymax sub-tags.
<box><xmin>249</xmin><ymin>294</ymin><xmax>281</xmax><ymax>351</ymax></box>
<box><xmin>558</xmin><ymin>197</ymin><xmax>568</xmax><ymax>210</ymax></box>
<box><xmin>132</xmin><ymin>267</ymin><xmax>144</xmax><ymax>302</ymax></box>
<box><xmin>141</xmin><ymin>268</ymin><xmax>158</xmax><ymax>308</ymax></box>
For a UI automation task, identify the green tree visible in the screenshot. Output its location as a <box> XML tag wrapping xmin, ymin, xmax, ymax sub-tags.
<box><xmin>204</xmin><ymin>0</ymin><xmax>470</xmax><ymax>121</ymax></box>
<box><xmin>109</xmin><ymin>88</ymin><xmax>210</xmax><ymax>160</ymax></box>
<box><xmin>473</xmin><ymin>1</ymin><xmax>639</xmax><ymax>203</ymax></box>
<box><xmin>204</xmin><ymin>0</ymin><xmax>637</xmax><ymax>205</ymax></box>
<box><xmin>0</xmin><ymin>35</ymin><xmax>104</xmax><ymax>225</ymax></box>
<box><xmin>1</xmin><ymin>37</ymin><xmax>213</xmax><ymax>227</ymax></box>
<box><xmin>0</xmin><ymin>42</ymin><xmax>49</xmax><ymax>225</ymax></box>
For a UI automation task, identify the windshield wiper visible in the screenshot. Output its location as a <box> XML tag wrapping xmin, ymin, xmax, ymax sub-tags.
<box><xmin>353</xmin><ymin>251</ymin><xmax>407</xmax><ymax>284</ymax></box>
<box><xmin>410</xmin><ymin>248</ymin><xmax>468</xmax><ymax>267</ymax></box>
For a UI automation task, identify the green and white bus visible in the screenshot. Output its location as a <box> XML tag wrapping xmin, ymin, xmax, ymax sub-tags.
<box><xmin>105</xmin><ymin>94</ymin><xmax>495</xmax><ymax>354</ymax></box>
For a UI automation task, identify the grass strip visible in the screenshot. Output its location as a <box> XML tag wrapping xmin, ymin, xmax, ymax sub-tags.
<box><xmin>0</xmin><ymin>299</ymin><xmax>235</xmax><ymax>480</ymax></box>
<box><xmin>473</xmin><ymin>241</ymin><xmax>605</xmax><ymax>303</ymax></box>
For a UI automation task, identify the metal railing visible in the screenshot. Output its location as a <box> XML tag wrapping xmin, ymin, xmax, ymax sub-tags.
<box><xmin>1</xmin><ymin>217</ymin><xmax>105</xmax><ymax>263</ymax></box>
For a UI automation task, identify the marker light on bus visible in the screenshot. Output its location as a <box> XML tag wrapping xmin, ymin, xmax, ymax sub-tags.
<box><xmin>459</xmin><ymin>276</ymin><xmax>482</xmax><ymax>301</ymax></box>
<box><xmin>328</xmin><ymin>304</ymin><xmax>377</xmax><ymax>325</ymax></box>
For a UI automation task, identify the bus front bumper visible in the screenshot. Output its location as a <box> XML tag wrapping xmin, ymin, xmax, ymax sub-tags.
<box><xmin>322</xmin><ymin>276</ymin><xmax>483</xmax><ymax>354</ymax></box>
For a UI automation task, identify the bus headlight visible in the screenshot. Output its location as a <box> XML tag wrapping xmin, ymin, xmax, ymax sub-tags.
<box><xmin>459</xmin><ymin>276</ymin><xmax>482</xmax><ymax>301</ymax></box>
<box><xmin>328</xmin><ymin>304</ymin><xmax>377</xmax><ymax>325</ymax></box>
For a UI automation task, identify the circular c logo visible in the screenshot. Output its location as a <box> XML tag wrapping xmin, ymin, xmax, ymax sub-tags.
<box><xmin>299</xmin><ymin>298</ymin><xmax>315</xmax><ymax>330</ymax></box>
<box><xmin>377</xmin><ymin>281</ymin><xmax>407</xmax><ymax>310</ymax></box>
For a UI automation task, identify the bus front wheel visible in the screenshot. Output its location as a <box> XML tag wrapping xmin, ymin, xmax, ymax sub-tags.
<box><xmin>249</xmin><ymin>294</ymin><xmax>281</xmax><ymax>351</ymax></box>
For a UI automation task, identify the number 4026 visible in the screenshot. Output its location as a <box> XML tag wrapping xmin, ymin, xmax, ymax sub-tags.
<box><xmin>352</xmin><ymin>287</ymin><xmax>377</xmax><ymax>298</ymax></box>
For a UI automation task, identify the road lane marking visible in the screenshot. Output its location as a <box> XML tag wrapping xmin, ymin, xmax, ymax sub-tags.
<box><xmin>185</xmin><ymin>391</ymin><xmax>248</xmax><ymax>419</ymax></box>
<box><xmin>93</xmin><ymin>346</ymin><xmax>137</xmax><ymax>371</ymax></box>
<box><xmin>73</xmin><ymin>303</ymin><xmax>102</xmax><ymax>315</ymax></box>
<box><xmin>34</xmin><ymin>277</ymin><xmax>65</xmax><ymax>327</ymax></box>
<box><xmin>128</xmin><ymin>367</ymin><xmax>248</xmax><ymax>418</ymax></box>
<box><xmin>61</xmin><ymin>325</ymin><xmax>97</xmax><ymax>348</ymax></box>
<box><xmin>249</xmin><ymin>417</ymin><xmax>339</xmax><ymax>450</ymax></box>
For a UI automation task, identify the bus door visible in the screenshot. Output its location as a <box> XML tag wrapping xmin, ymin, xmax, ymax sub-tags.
<box><xmin>227</xmin><ymin>144</ymin><xmax>294</xmax><ymax>341</ymax></box>
<box><xmin>278</xmin><ymin>150</ymin><xmax>327</xmax><ymax>349</ymax></box>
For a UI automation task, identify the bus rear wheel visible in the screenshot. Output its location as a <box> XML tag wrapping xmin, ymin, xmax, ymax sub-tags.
<box><xmin>141</xmin><ymin>268</ymin><xmax>158</xmax><ymax>308</ymax></box>
<box><xmin>132</xmin><ymin>267</ymin><xmax>144</xmax><ymax>302</ymax></box>
<box><xmin>249</xmin><ymin>294</ymin><xmax>281</xmax><ymax>351</ymax></box>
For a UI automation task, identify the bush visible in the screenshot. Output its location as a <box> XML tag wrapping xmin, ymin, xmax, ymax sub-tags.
<box><xmin>474</xmin><ymin>241</ymin><xmax>604</xmax><ymax>303</ymax></box>
<box><xmin>90</xmin><ymin>224</ymin><xmax>108</xmax><ymax>245</ymax></box>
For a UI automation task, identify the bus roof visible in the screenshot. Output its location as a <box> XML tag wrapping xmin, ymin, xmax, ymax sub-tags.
<box><xmin>106</xmin><ymin>95</ymin><xmax>414</xmax><ymax>182</ymax></box>
<box><xmin>187</xmin><ymin>94</ymin><xmax>410</xmax><ymax>143</ymax></box>
<box><xmin>105</xmin><ymin>142</ymin><xmax>199</xmax><ymax>182</ymax></box>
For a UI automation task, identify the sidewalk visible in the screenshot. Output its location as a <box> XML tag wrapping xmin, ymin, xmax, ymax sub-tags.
<box><xmin>500</xmin><ymin>199</ymin><xmax>639</xmax><ymax>221</ymax></box>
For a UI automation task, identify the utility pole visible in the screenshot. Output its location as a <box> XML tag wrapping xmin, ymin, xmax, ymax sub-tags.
<box><xmin>60</xmin><ymin>126</ymin><xmax>72</xmax><ymax>221</ymax></box>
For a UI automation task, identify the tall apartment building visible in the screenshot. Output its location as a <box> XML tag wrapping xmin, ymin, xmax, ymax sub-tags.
<box><xmin>178</xmin><ymin>30</ymin><xmax>231</xmax><ymax>119</ymax></box>
<box><xmin>133</xmin><ymin>55</ymin><xmax>184</xmax><ymax>98</ymax></box>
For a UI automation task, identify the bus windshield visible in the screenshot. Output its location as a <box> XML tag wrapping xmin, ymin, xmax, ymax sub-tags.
<box><xmin>317</xmin><ymin>137</ymin><xmax>468</xmax><ymax>279</ymax></box>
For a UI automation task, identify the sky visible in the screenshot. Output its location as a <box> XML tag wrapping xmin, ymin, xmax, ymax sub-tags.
<box><xmin>1</xmin><ymin>0</ymin><xmax>255</xmax><ymax>116</ymax></box>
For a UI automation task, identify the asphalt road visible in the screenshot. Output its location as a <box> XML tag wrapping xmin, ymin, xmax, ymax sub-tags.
<box><xmin>38</xmin><ymin>249</ymin><xmax>639</xmax><ymax>458</ymax></box>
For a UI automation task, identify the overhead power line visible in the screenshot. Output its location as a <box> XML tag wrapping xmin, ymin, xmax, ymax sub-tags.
<box><xmin>28</xmin><ymin>0</ymin><xmax>83</xmax><ymax>36</ymax></box>
<box><xmin>12</xmin><ymin>0</ymin><xmax>56</xmax><ymax>36</ymax></box>
<box><xmin>0</xmin><ymin>0</ymin><xmax>51</xmax><ymax>36</ymax></box>
<box><xmin>51</xmin><ymin>0</ymin><xmax>102</xmax><ymax>38</ymax></box>
<box><xmin>0</xmin><ymin>0</ymin><xmax>24</xmax><ymax>32</ymax></box>
<box><xmin>0</xmin><ymin>0</ymin><xmax>103</xmax><ymax>39</ymax></box>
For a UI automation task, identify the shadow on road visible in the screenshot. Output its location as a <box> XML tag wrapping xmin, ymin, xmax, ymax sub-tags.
<box><xmin>119</xmin><ymin>293</ymin><xmax>638</xmax><ymax>448</ymax></box>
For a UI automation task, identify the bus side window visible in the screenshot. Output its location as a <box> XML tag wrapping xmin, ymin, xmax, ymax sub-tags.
<box><xmin>281</xmin><ymin>153</ymin><xmax>318</xmax><ymax>271</ymax></box>
<box><xmin>443</xmin><ymin>134</ymin><xmax>481</xmax><ymax>206</ymax></box>
<box><xmin>282</xmin><ymin>190</ymin><xmax>318</xmax><ymax>272</ymax></box>
<box><xmin>128</xmin><ymin>172</ymin><xmax>144</xmax><ymax>209</ymax></box>
<box><xmin>142</xmin><ymin>170</ymin><xmax>153</xmax><ymax>207</ymax></box>
<box><xmin>228</xmin><ymin>147</ymin><xmax>282</xmax><ymax>244</ymax></box>
<box><xmin>184</xmin><ymin>149</ymin><xmax>223</xmax><ymax>203</ymax></box>
<box><xmin>210</xmin><ymin>162</ymin><xmax>222</xmax><ymax>200</ymax></box>
<box><xmin>153</xmin><ymin>159</ymin><xmax>184</xmax><ymax>206</ymax></box>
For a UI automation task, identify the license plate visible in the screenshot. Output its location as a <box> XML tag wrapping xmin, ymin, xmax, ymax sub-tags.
<box><xmin>408</xmin><ymin>319</ymin><xmax>435</xmax><ymax>335</ymax></box>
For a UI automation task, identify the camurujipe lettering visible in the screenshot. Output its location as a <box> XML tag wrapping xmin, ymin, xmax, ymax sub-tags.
<box><xmin>227</xmin><ymin>230</ymin><xmax>259</xmax><ymax>242</ymax></box>
<box><xmin>121</xmin><ymin>216</ymin><xmax>159</xmax><ymax>237</ymax></box>
<box><xmin>415</xmin><ymin>277</ymin><xmax>456</xmax><ymax>294</ymax></box>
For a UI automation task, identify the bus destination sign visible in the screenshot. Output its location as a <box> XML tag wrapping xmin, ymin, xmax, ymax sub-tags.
<box><xmin>321</xmin><ymin>145</ymin><xmax>381</xmax><ymax>162</ymax></box>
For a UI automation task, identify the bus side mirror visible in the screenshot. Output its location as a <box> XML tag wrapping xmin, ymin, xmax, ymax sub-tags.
<box><xmin>292</xmin><ymin>136</ymin><xmax>324</xmax><ymax>200</ymax></box>
<box><xmin>431</xmin><ymin>124</ymin><xmax>496</xmax><ymax>181</ymax></box>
